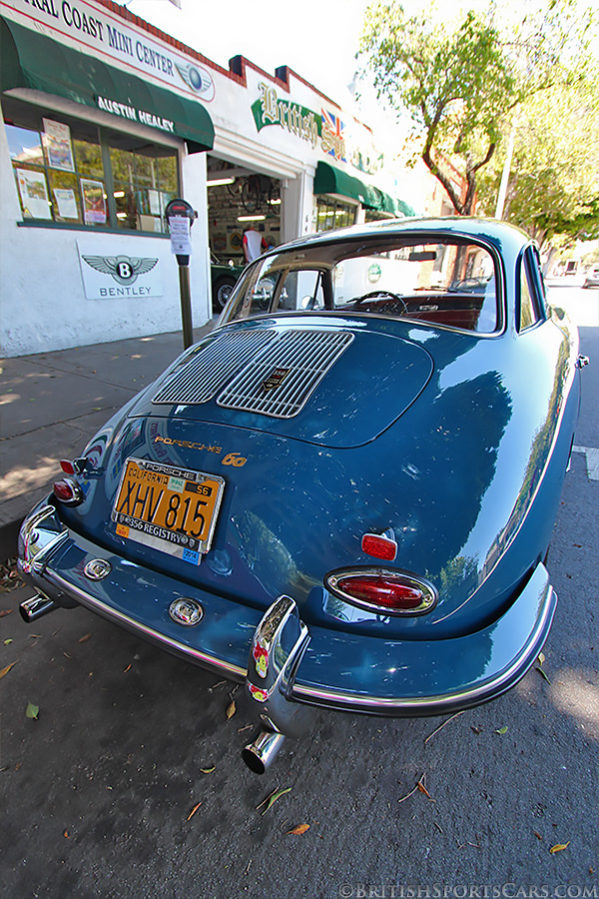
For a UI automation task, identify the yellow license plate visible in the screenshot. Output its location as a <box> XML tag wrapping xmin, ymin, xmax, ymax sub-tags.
<box><xmin>111</xmin><ymin>458</ymin><xmax>225</xmax><ymax>562</ymax></box>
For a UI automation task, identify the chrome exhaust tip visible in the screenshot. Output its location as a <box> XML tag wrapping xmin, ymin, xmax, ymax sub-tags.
<box><xmin>19</xmin><ymin>594</ymin><xmax>56</xmax><ymax>623</ymax></box>
<box><xmin>242</xmin><ymin>730</ymin><xmax>285</xmax><ymax>775</ymax></box>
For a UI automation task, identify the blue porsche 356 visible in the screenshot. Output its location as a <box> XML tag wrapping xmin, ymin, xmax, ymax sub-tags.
<box><xmin>18</xmin><ymin>219</ymin><xmax>586</xmax><ymax>772</ymax></box>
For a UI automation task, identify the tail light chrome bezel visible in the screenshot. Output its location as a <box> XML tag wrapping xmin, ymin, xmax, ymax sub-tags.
<box><xmin>53</xmin><ymin>477</ymin><xmax>83</xmax><ymax>506</ymax></box>
<box><xmin>325</xmin><ymin>566</ymin><xmax>438</xmax><ymax>617</ymax></box>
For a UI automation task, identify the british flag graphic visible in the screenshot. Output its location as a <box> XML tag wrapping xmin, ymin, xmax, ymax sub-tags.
<box><xmin>321</xmin><ymin>108</ymin><xmax>346</xmax><ymax>162</ymax></box>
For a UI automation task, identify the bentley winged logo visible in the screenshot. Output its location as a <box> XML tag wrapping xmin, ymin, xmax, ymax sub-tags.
<box><xmin>82</xmin><ymin>255</ymin><xmax>158</xmax><ymax>286</ymax></box>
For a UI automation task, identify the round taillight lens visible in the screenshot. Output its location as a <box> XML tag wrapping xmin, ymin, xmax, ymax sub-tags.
<box><xmin>326</xmin><ymin>568</ymin><xmax>437</xmax><ymax>616</ymax></box>
<box><xmin>53</xmin><ymin>478</ymin><xmax>82</xmax><ymax>505</ymax></box>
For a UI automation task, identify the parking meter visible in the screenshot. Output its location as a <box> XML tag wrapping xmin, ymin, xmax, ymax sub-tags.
<box><xmin>165</xmin><ymin>198</ymin><xmax>197</xmax><ymax>348</ymax></box>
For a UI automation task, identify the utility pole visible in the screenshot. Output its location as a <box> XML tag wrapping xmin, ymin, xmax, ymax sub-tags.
<box><xmin>495</xmin><ymin>121</ymin><xmax>516</xmax><ymax>220</ymax></box>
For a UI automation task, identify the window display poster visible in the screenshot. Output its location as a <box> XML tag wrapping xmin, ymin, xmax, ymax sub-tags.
<box><xmin>81</xmin><ymin>179</ymin><xmax>107</xmax><ymax>225</ymax></box>
<box><xmin>148</xmin><ymin>189</ymin><xmax>161</xmax><ymax>217</ymax></box>
<box><xmin>53</xmin><ymin>188</ymin><xmax>79</xmax><ymax>220</ymax></box>
<box><xmin>16</xmin><ymin>168</ymin><xmax>52</xmax><ymax>220</ymax></box>
<box><xmin>42</xmin><ymin>119</ymin><xmax>75</xmax><ymax>172</ymax></box>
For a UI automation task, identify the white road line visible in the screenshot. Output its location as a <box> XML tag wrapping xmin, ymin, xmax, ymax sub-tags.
<box><xmin>573</xmin><ymin>446</ymin><xmax>599</xmax><ymax>481</ymax></box>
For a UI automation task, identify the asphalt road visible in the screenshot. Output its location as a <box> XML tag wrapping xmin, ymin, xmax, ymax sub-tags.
<box><xmin>1</xmin><ymin>286</ymin><xmax>597</xmax><ymax>898</ymax></box>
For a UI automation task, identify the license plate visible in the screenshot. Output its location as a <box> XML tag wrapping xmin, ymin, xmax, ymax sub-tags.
<box><xmin>111</xmin><ymin>458</ymin><xmax>225</xmax><ymax>563</ymax></box>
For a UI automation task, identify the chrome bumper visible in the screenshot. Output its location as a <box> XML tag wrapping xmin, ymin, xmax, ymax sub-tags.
<box><xmin>19</xmin><ymin>503</ymin><xmax>557</xmax><ymax>730</ymax></box>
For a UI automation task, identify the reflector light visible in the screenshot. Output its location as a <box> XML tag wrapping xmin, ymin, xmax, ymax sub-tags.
<box><xmin>53</xmin><ymin>478</ymin><xmax>82</xmax><ymax>505</ymax></box>
<box><xmin>60</xmin><ymin>460</ymin><xmax>75</xmax><ymax>475</ymax></box>
<box><xmin>361</xmin><ymin>532</ymin><xmax>397</xmax><ymax>561</ymax></box>
<box><xmin>325</xmin><ymin>567</ymin><xmax>438</xmax><ymax>616</ymax></box>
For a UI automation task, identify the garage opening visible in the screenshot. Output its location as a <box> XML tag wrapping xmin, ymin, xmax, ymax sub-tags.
<box><xmin>207</xmin><ymin>155</ymin><xmax>281</xmax><ymax>311</ymax></box>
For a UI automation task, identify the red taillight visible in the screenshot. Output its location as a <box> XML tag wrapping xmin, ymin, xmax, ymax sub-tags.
<box><xmin>338</xmin><ymin>575</ymin><xmax>422</xmax><ymax>608</ymax></box>
<box><xmin>326</xmin><ymin>568</ymin><xmax>437</xmax><ymax>616</ymax></box>
<box><xmin>53</xmin><ymin>477</ymin><xmax>82</xmax><ymax>505</ymax></box>
<box><xmin>361</xmin><ymin>532</ymin><xmax>397</xmax><ymax>561</ymax></box>
<box><xmin>60</xmin><ymin>460</ymin><xmax>75</xmax><ymax>475</ymax></box>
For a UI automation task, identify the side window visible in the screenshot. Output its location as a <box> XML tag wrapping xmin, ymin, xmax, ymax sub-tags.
<box><xmin>519</xmin><ymin>255</ymin><xmax>541</xmax><ymax>331</ymax></box>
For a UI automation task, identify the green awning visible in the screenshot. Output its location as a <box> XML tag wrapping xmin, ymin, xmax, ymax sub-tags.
<box><xmin>314</xmin><ymin>161</ymin><xmax>415</xmax><ymax>217</ymax></box>
<box><xmin>0</xmin><ymin>17</ymin><xmax>214</xmax><ymax>153</ymax></box>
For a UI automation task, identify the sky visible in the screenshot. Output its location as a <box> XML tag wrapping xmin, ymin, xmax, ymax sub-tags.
<box><xmin>122</xmin><ymin>0</ymin><xmax>500</xmax><ymax>145</ymax></box>
<box><xmin>124</xmin><ymin>0</ymin><xmax>372</xmax><ymax>107</ymax></box>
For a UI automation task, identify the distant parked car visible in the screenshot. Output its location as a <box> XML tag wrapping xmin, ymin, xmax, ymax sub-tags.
<box><xmin>583</xmin><ymin>266</ymin><xmax>599</xmax><ymax>288</ymax></box>
<box><xmin>18</xmin><ymin>218</ymin><xmax>586</xmax><ymax>774</ymax></box>
<box><xmin>210</xmin><ymin>253</ymin><xmax>244</xmax><ymax>311</ymax></box>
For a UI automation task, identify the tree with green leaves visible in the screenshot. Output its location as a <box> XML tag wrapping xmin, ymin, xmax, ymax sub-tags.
<box><xmin>477</xmin><ymin>80</ymin><xmax>599</xmax><ymax>245</ymax></box>
<box><xmin>358</xmin><ymin>1</ymin><xmax>595</xmax><ymax>216</ymax></box>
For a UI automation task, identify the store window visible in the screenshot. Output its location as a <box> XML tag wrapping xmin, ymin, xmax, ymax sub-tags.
<box><xmin>315</xmin><ymin>196</ymin><xmax>357</xmax><ymax>233</ymax></box>
<box><xmin>3</xmin><ymin>98</ymin><xmax>179</xmax><ymax>233</ymax></box>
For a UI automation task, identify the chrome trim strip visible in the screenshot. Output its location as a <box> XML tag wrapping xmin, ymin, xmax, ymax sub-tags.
<box><xmin>41</xmin><ymin>568</ymin><xmax>247</xmax><ymax>681</ymax></box>
<box><xmin>292</xmin><ymin>582</ymin><xmax>556</xmax><ymax>713</ymax></box>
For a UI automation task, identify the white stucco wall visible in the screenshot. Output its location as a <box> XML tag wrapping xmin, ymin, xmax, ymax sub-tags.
<box><xmin>0</xmin><ymin>99</ymin><xmax>211</xmax><ymax>358</ymax></box>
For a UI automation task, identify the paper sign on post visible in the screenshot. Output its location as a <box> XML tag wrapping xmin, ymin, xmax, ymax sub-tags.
<box><xmin>168</xmin><ymin>216</ymin><xmax>192</xmax><ymax>256</ymax></box>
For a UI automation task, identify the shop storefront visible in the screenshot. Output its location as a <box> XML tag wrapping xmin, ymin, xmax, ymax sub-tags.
<box><xmin>0</xmin><ymin>0</ymin><xmax>414</xmax><ymax>357</ymax></box>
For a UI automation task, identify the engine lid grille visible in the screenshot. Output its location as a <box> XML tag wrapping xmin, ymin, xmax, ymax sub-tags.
<box><xmin>151</xmin><ymin>326</ymin><xmax>354</xmax><ymax>419</ymax></box>
<box><xmin>152</xmin><ymin>329</ymin><xmax>275</xmax><ymax>406</ymax></box>
<box><xmin>216</xmin><ymin>329</ymin><xmax>354</xmax><ymax>419</ymax></box>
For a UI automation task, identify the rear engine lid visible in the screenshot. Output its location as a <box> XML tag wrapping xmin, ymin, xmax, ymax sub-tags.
<box><xmin>138</xmin><ymin>322</ymin><xmax>433</xmax><ymax>448</ymax></box>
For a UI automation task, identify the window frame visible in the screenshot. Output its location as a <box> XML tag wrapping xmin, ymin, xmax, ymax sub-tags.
<box><xmin>517</xmin><ymin>247</ymin><xmax>545</xmax><ymax>333</ymax></box>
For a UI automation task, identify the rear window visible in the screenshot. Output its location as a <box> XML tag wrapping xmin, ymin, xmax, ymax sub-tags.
<box><xmin>222</xmin><ymin>237</ymin><xmax>499</xmax><ymax>333</ymax></box>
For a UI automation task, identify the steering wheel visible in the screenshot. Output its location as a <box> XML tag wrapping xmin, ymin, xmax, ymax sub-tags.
<box><xmin>355</xmin><ymin>291</ymin><xmax>408</xmax><ymax>313</ymax></box>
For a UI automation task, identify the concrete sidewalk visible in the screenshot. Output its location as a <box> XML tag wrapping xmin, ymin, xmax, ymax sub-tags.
<box><xmin>0</xmin><ymin>323</ymin><xmax>214</xmax><ymax>560</ymax></box>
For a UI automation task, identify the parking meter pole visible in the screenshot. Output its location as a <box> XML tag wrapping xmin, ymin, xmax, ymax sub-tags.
<box><xmin>177</xmin><ymin>257</ymin><xmax>193</xmax><ymax>349</ymax></box>
<box><xmin>165</xmin><ymin>198</ymin><xmax>197</xmax><ymax>351</ymax></box>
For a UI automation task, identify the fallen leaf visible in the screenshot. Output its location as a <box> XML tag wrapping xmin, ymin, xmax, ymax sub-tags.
<box><xmin>471</xmin><ymin>726</ymin><xmax>482</xmax><ymax>734</ymax></box>
<box><xmin>200</xmin><ymin>766</ymin><xmax>215</xmax><ymax>774</ymax></box>
<box><xmin>0</xmin><ymin>609</ymin><xmax>14</xmax><ymax>617</ymax></box>
<box><xmin>26</xmin><ymin>702</ymin><xmax>39</xmax><ymax>719</ymax></box>
<box><xmin>0</xmin><ymin>662</ymin><xmax>16</xmax><ymax>680</ymax></box>
<box><xmin>225</xmin><ymin>700</ymin><xmax>236</xmax><ymax>719</ymax></box>
<box><xmin>4</xmin><ymin>639</ymin><xmax>13</xmax><ymax>645</ymax></box>
<box><xmin>256</xmin><ymin>786</ymin><xmax>291</xmax><ymax>815</ymax></box>
<box><xmin>287</xmin><ymin>824</ymin><xmax>310</xmax><ymax>835</ymax></box>
<box><xmin>535</xmin><ymin>665</ymin><xmax>551</xmax><ymax>684</ymax></box>
<box><xmin>79</xmin><ymin>633</ymin><xmax>91</xmax><ymax>643</ymax></box>
<box><xmin>495</xmin><ymin>726</ymin><xmax>508</xmax><ymax>735</ymax></box>
<box><xmin>550</xmin><ymin>842</ymin><xmax>570</xmax><ymax>854</ymax></box>
<box><xmin>63</xmin><ymin>830</ymin><xmax>70</xmax><ymax>839</ymax></box>
<box><xmin>538</xmin><ymin>652</ymin><xmax>545</xmax><ymax>666</ymax></box>
<box><xmin>417</xmin><ymin>778</ymin><xmax>435</xmax><ymax>801</ymax></box>
<box><xmin>534</xmin><ymin>831</ymin><xmax>543</xmax><ymax>840</ymax></box>
<box><xmin>123</xmin><ymin>664</ymin><xmax>132</xmax><ymax>673</ymax></box>
<box><xmin>186</xmin><ymin>802</ymin><xmax>202</xmax><ymax>821</ymax></box>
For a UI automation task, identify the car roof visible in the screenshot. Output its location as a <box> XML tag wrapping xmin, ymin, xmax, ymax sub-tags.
<box><xmin>272</xmin><ymin>216</ymin><xmax>530</xmax><ymax>258</ymax></box>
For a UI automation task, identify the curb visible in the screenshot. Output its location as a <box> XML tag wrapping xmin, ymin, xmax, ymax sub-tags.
<box><xmin>0</xmin><ymin>518</ymin><xmax>22</xmax><ymax>563</ymax></box>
